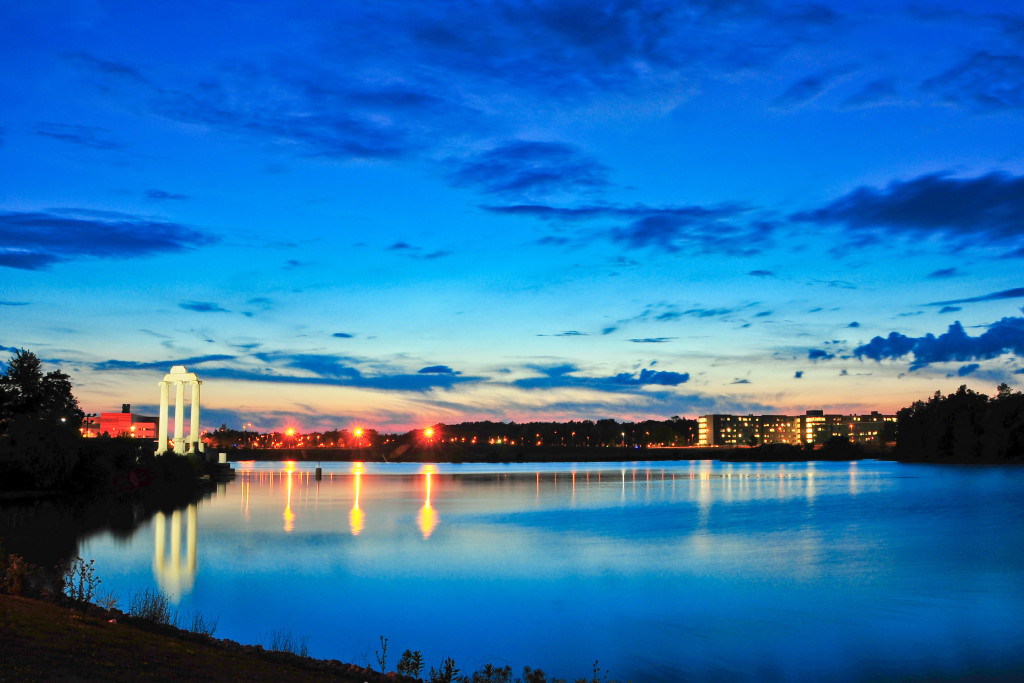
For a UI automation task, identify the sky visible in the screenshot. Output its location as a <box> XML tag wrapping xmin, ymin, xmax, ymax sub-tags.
<box><xmin>2</xmin><ymin>0</ymin><xmax>1024</xmax><ymax>432</ymax></box>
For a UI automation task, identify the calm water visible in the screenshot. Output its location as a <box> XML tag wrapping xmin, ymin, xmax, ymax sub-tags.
<box><xmin>77</xmin><ymin>460</ymin><xmax>1024</xmax><ymax>682</ymax></box>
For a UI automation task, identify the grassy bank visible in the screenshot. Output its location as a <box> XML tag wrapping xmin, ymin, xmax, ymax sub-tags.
<box><xmin>0</xmin><ymin>593</ymin><xmax>405</xmax><ymax>682</ymax></box>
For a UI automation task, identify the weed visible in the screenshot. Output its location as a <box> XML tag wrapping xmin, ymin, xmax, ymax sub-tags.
<box><xmin>467</xmin><ymin>662</ymin><xmax>513</xmax><ymax>682</ymax></box>
<box><xmin>429</xmin><ymin>656</ymin><xmax>460</xmax><ymax>683</ymax></box>
<box><xmin>183</xmin><ymin>608</ymin><xmax>219</xmax><ymax>637</ymax></box>
<box><xmin>521</xmin><ymin>666</ymin><xmax>548</xmax><ymax>683</ymax></box>
<box><xmin>95</xmin><ymin>590</ymin><xmax>119</xmax><ymax>611</ymax></box>
<box><xmin>375</xmin><ymin>635</ymin><xmax>388</xmax><ymax>673</ymax></box>
<box><xmin>266</xmin><ymin>628</ymin><xmax>309</xmax><ymax>657</ymax></box>
<box><xmin>128</xmin><ymin>588</ymin><xmax>176</xmax><ymax>625</ymax></box>
<box><xmin>397</xmin><ymin>649</ymin><xmax>424</xmax><ymax>677</ymax></box>
<box><xmin>62</xmin><ymin>557</ymin><xmax>100</xmax><ymax>604</ymax></box>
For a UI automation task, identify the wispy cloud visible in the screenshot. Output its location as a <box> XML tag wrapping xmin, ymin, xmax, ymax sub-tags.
<box><xmin>35</xmin><ymin>122</ymin><xmax>123</xmax><ymax>151</ymax></box>
<box><xmin>514</xmin><ymin>364</ymin><xmax>689</xmax><ymax>390</ymax></box>
<box><xmin>923</xmin><ymin>52</ymin><xmax>1024</xmax><ymax>111</ymax></box>
<box><xmin>0</xmin><ymin>209</ymin><xmax>214</xmax><ymax>270</ymax></box>
<box><xmin>447</xmin><ymin>141</ymin><xmax>608</xmax><ymax>199</ymax></box>
<box><xmin>793</xmin><ymin>172</ymin><xmax>1024</xmax><ymax>249</ymax></box>
<box><xmin>927</xmin><ymin>287</ymin><xmax>1024</xmax><ymax>307</ymax></box>
<box><xmin>180</xmin><ymin>301</ymin><xmax>230</xmax><ymax>313</ymax></box>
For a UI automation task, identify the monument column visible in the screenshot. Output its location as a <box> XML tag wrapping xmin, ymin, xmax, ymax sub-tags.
<box><xmin>174</xmin><ymin>380</ymin><xmax>185</xmax><ymax>454</ymax></box>
<box><xmin>158</xmin><ymin>381</ymin><xmax>169</xmax><ymax>454</ymax></box>
<box><xmin>190</xmin><ymin>381</ymin><xmax>202</xmax><ymax>453</ymax></box>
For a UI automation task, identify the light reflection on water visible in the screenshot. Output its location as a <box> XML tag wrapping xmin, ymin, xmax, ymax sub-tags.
<box><xmin>78</xmin><ymin>460</ymin><xmax>1024</xmax><ymax>682</ymax></box>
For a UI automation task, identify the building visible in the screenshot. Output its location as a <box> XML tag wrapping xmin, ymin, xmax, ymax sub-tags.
<box><xmin>698</xmin><ymin>409</ymin><xmax>896</xmax><ymax>447</ymax></box>
<box><xmin>89</xmin><ymin>404</ymin><xmax>159</xmax><ymax>439</ymax></box>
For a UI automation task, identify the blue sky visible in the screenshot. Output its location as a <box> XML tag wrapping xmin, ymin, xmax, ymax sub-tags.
<box><xmin>2</xmin><ymin>0</ymin><xmax>1024</xmax><ymax>431</ymax></box>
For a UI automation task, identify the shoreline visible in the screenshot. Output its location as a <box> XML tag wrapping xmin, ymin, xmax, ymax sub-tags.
<box><xmin>0</xmin><ymin>593</ymin><xmax>410</xmax><ymax>682</ymax></box>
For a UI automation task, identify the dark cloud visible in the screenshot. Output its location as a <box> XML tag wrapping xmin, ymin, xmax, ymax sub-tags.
<box><xmin>854</xmin><ymin>317</ymin><xmax>1024</xmax><ymax>370</ymax></box>
<box><xmin>794</xmin><ymin>371</ymin><xmax>804</xmax><ymax>378</ymax></box>
<box><xmin>180</xmin><ymin>301</ymin><xmax>229</xmax><ymax>313</ymax></box>
<box><xmin>928</xmin><ymin>287</ymin><xmax>1024</xmax><ymax>307</ymax></box>
<box><xmin>537</xmin><ymin>330</ymin><xmax>587</xmax><ymax>337</ymax></box>
<box><xmin>514</xmin><ymin>364</ymin><xmax>689</xmax><ymax>390</ymax></box>
<box><xmin>792</xmin><ymin>172</ymin><xmax>1024</xmax><ymax>248</ymax></box>
<box><xmin>774</xmin><ymin>69</ymin><xmax>845</xmax><ymax>107</ymax></box>
<box><xmin>0</xmin><ymin>300</ymin><xmax>30</xmax><ymax>306</ymax></box>
<box><xmin>927</xmin><ymin>267</ymin><xmax>958</xmax><ymax>279</ymax></box>
<box><xmin>485</xmin><ymin>201</ymin><xmax>768</xmax><ymax>254</ymax></box>
<box><xmin>0</xmin><ymin>209</ymin><xmax>214</xmax><ymax>270</ymax></box>
<box><xmin>731</xmin><ymin>378</ymin><xmax>751</xmax><ymax>384</ymax></box>
<box><xmin>848</xmin><ymin>321</ymin><xmax>860</xmax><ymax>327</ymax></box>
<box><xmin>939</xmin><ymin>306</ymin><xmax>962</xmax><ymax>314</ymax></box>
<box><xmin>35</xmin><ymin>123</ymin><xmax>123</xmax><ymax>151</ymax></box>
<box><xmin>447</xmin><ymin>141</ymin><xmax>608</xmax><ymax>199</ymax></box>
<box><xmin>842</xmin><ymin>77</ymin><xmax>898</xmax><ymax>108</ymax></box>
<box><xmin>601</xmin><ymin>326</ymin><xmax>618</xmax><ymax>335</ymax></box>
<box><xmin>923</xmin><ymin>52</ymin><xmax>1024</xmax><ymax>111</ymax></box>
<box><xmin>748</xmin><ymin>269</ymin><xmax>775</xmax><ymax>277</ymax></box>
<box><xmin>754</xmin><ymin>311</ymin><xmax>772</xmax><ymax>318</ymax></box>
<box><xmin>629</xmin><ymin>338</ymin><xmax>674</xmax><ymax>343</ymax></box>
<box><xmin>388</xmin><ymin>241</ymin><xmax>413</xmax><ymax>250</ymax></box>
<box><xmin>146</xmin><ymin>189</ymin><xmax>188</xmax><ymax>201</ymax></box>
<box><xmin>956</xmin><ymin>363</ymin><xmax>980</xmax><ymax>377</ymax></box>
<box><xmin>332</xmin><ymin>332</ymin><xmax>355</xmax><ymax>338</ymax></box>
<box><xmin>808</xmin><ymin>349</ymin><xmax>835</xmax><ymax>361</ymax></box>
<box><xmin>418</xmin><ymin>365</ymin><xmax>456</xmax><ymax>374</ymax></box>
<box><xmin>92</xmin><ymin>354</ymin><xmax>236</xmax><ymax>372</ymax></box>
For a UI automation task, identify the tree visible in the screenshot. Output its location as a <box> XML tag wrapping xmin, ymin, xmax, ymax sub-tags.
<box><xmin>0</xmin><ymin>349</ymin><xmax>84</xmax><ymax>489</ymax></box>
<box><xmin>0</xmin><ymin>349</ymin><xmax>84</xmax><ymax>430</ymax></box>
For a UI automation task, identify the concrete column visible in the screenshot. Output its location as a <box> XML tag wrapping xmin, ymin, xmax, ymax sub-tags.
<box><xmin>158</xmin><ymin>382</ymin><xmax>169</xmax><ymax>454</ymax></box>
<box><xmin>174</xmin><ymin>381</ymin><xmax>185</xmax><ymax>454</ymax></box>
<box><xmin>189</xmin><ymin>381</ymin><xmax>202</xmax><ymax>452</ymax></box>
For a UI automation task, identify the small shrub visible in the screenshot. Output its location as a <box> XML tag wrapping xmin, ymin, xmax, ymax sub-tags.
<box><xmin>397</xmin><ymin>649</ymin><xmax>424</xmax><ymax>677</ymax></box>
<box><xmin>128</xmin><ymin>588</ymin><xmax>176</xmax><ymax>625</ymax></box>
<box><xmin>1</xmin><ymin>551</ymin><xmax>36</xmax><ymax>596</ymax></box>
<box><xmin>468</xmin><ymin>662</ymin><xmax>513</xmax><ymax>683</ymax></box>
<box><xmin>521</xmin><ymin>666</ymin><xmax>548</xmax><ymax>683</ymax></box>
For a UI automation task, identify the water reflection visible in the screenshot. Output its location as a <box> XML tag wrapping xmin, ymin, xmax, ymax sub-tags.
<box><xmin>350</xmin><ymin>462</ymin><xmax>364</xmax><ymax>536</ymax></box>
<box><xmin>417</xmin><ymin>464</ymin><xmax>437</xmax><ymax>539</ymax></box>
<box><xmin>75</xmin><ymin>460</ymin><xmax>1024</xmax><ymax>683</ymax></box>
<box><xmin>152</xmin><ymin>504</ymin><xmax>197</xmax><ymax>600</ymax></box>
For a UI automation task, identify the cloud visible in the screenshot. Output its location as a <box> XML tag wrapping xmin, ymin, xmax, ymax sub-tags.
<box><xmin>731</xmin><ymin>378</ymin><xmax>751</xmax><ymax>384</ymax></box>
<box><xmin>854</xmin><ymin>317</ymin><xmax>1024</xmax><ymax>370</ymax></box>
<box><xmin>146</xmin><ymin>189</ymin><xmax>188</xmax><ymax>201</ymax></box>
<box><xmin>514</xmin><ymin>364</ymin><xmax>689</xmax><ymax>390</ymax></box>
<box><xmin>180</xmin><ymin>301</ymin><xmax>230</xmax><ymax>313</ymax></box>
<box><xmin>848</xmin><ymin>321</ymin><xmax>860</xmax><ymax>327</ymax></box>
<box><xmin>808</xmin><ymin>349</ymin><xmax>835</xmax><ymax>361</ymax></box>
<box><xmin>927</xmin><ymin>287</ymin><xmax>1024</xmax><ymax>307</ymax></box>
<box><xmin>923</xmin><ymin>52</ymin><xmax>1024</xmax><ymax>111</ymax></box>
<box><xmin>629</xmin><ymin>338</ymin><xmax>674</xmax><ymax>343</ymax></box>
<box><xmin>927</xmin><ymin>268</ymin><xmax>958</xmax><ymax>279</ymax></box>
<box><xmin>774</xmin><ymin>68</ymin><xmax>846</xmax><ymax>107</ymax></box>
<box><xmin>0</xmin><ymin>209</ymin><xmax>215</xmax><ymax>270</ymax></box>
<box><xmin>601</xmin><ymin>326</ymin><xmax>618</xmax><ymax>335</ymax></box>
<box><xmin>939</xmin><ymin>306</ymin><xmax>962</xmax><ymax>314</ymax></box>
<box><xmin>0</xmin><ymin>300</ymin><xmax>30</xmax><ymax>306</ymax></box>
<box><xmin>842</xmin><ymin>78</ymin><xmax>899</xmax><ymax>108</ymax></box>
<box><xmin>35</xmin><ymin>123</ymin><xmax>123</xmax><ymax>151</ymax></box>
<box><xmin>792</xmin><ymin>172</ymin><xmax>1024</xmax><ymax>248</ymax></box>
<box><xmin>92</xmin><ymin>354</ymin><xmax>236</xmax><ymax>372</ymax></box>
<box><xmin>794</xmin><ymin>371</ymin><xmax>804</xmax><ymax>378</ymax></box>
<box><xmin>956</xmin><ymin>363</ymin><xmax>980</xmax><ymax>377</ymax></box>
<box><xmin>332</xmin><ymin>332</ymin><xmax>355</xmax><ymax>338</ymax></box>
<box><xmin>447</xmin><ymin>141</ymin><xmax>608</xmax><ymax>199</ymax></box>
<box><xmin>418</xmin><ymin>365</ymin><xmax>456</xmax><ymax>374</ymax></box>
<box><xmin>748</xmin><ymin>269</ymin><xmax>775</xmax><ymax>277</ymax></box>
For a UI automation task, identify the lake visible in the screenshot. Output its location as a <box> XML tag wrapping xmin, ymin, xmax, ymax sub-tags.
<box><xmin>76</xmin><ymin>460</ymin><xmax>1024</xmax><ymax>681</ymax></box>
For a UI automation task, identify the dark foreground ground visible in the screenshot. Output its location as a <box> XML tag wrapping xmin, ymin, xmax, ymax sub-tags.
<box><xmin>0</xmin><ymin>594</ymin><xmax>406</xmax><ymax>682</ymax></box>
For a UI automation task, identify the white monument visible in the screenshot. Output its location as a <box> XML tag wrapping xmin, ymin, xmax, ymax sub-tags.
<box><xmin>157</xmin><ymin>365</ymin><xmax>204</xmax><ymax>454</ymax></box>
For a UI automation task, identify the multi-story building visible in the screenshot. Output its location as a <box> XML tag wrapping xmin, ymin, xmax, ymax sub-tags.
<box><xmin>92</xmin><ymin>404</ymin><xmax>158</xmax><ymax>439</ymax></box>
<box><xmin>698</xmin><ymin>410</ymin><xmax>896</xmax><ymax>447</ymax></box>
